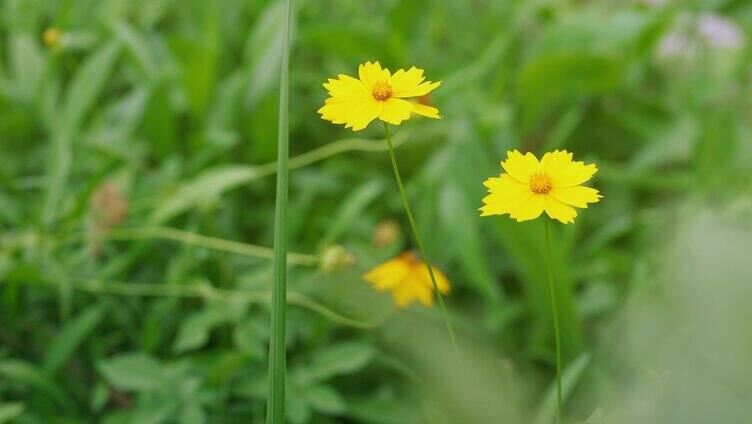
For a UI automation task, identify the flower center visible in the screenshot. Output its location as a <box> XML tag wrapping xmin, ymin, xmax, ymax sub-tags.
<box><xmin>372</xmin><ymin>80</ymin><xmax>393</xmax><ymax>101</ymax></box>
<box><xmin>529</xmin><ymin>172</ymin><xmax>553</xmax><ymax>194</ymax></box>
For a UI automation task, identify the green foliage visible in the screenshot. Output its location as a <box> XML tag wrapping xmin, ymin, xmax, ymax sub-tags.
<box><xmin>2</xmin><ymin>0</ymin><xmax>752</xmax><ymax>422</ymax></box>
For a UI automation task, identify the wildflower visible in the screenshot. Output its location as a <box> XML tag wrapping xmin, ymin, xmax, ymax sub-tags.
<box><xmin>42</xmin><ymin>27</ymin><xmax>62</xmax><ymax>48</ymax></box>
<box><xmin>319</xmin><ymin>245</ymin><xmax>356</xmax><ymax>273</ymax></box>
<box><xmin>318</xmin><ymin>61</ymin><xmax>442</xmax><ymax>131</ymax></box>
<box><xmin>480</xmin><ymin>150</ymin><xmax>601</xmax><ymax>224</ymax></box>
<box><xmin>363</xmin><ymin>252</ymin><xmax>450</xmax><ymax>308</ymax></box>
<box><xmin>371</xmin><ymin>219</ymin><xmax>401</xmax><ymax>248</ymax></box>
<box><xmin>91</xmin><ymin>181</ymin><xmax>130</xmax><ymax>230</ymax></box>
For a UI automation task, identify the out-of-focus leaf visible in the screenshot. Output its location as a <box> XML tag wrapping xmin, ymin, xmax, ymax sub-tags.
<box><xmin>0</xmin><ymin>402</ymin><xmax>24</xmax><ymax>423</ymax></box>
<box><xmin>243</xmin><ymin>1</ymin><xmax>289</xmax><ymax>107</ymax></box>
<box><xmin>438</xmin><ymin>183</ymin><xmax>499</xmax><ymax>302</ymax></box>
<box><xmin>143</xmin><ymin>83</ymin><xmax>178</xmax><ymax>160</ymax></box>
<box><xmin>0</xmin><ymin>360</ymin><xmax>71</xmax><ymax>410</ymax></box>
<box><xmin>110</xmin><ymin>20</ymin><xmax>158</xmax><ymax>79</ymax></box>
<box><xmin>347</xmin><ymin>397</ymin><xmax>423</xmax><ymax>424</ymax></box>
<box><xmin>491</xmin><ymin>220</ymin><xmax>583</xmax><ymax>359</ymax></box>
<box><xmin>304</xmin><ymin>385</ymin><xmax>346</xmax><ymax>414</ymax></box>
<box><xmin>321</xmin><ymin>179</ymin><xmax>384</xmax><ymax>246</ymax></box>
<box><xmin>8</xmin><ymin>34</ymin><xmax>46</xmax><ymax>101</ymax></box>
<box><xmin>98</xmin><ymin>353</ymin><xmax>164</xmax><ymax>391</ymax></box>
<box><xmin>43</xmin><ymin>40</ymin><xmax>121</xmax><ymax>224</ymax></box>
<box><xmin>132</xmin><ymin>398</ymin><xmax>178</xmax><ymax>424</ymax></box>
<box><xmin>43</xmin><ymin>304</ymin><xmax>104</xmax><ymax>373</ymax></box>
<box><xmin>534</xmin><ymin>353</ymin><xmax>591</xmax><ymax>424</ymax></box>
<box><xmin>287</xmin><ymin>394</ymin><xmax>311</xmax><ymax>424</ymax></box>
<box><xmin>519</xmin><ymin>53</ymin><xmax>622</xmax><ymax>130</ymax></box>
<box><xmin>169</xmin><ymin>2</ymin><xmax>218</xmax><ymax>117</ymax></box>
<box><xmin>301</xmin><ymin>342</ymin><xmax>375</xmax><ymax>384</ymax></box>
<box><xmin>173</xmin><ymin>308</ymin><xmax>240</xmax><ymax>353</ymax></box>
<box><xmin>233</xmin><ymin>319</ymin><xmax>268</xmax><ymax>359</ymax></box>
<box><xmin>179</xmin><ymin>404</ymin><xmax>207</xmax><ymax>424</ymax></box>
<box><xmin>149</xmin><ymin>165</ymin><xmax>268</xmax><ymax>224</ymax></box>
<box><xmin>60</xmin><ymin>40</ymin><xmax>121</xmax><ymax>134</ymax></box>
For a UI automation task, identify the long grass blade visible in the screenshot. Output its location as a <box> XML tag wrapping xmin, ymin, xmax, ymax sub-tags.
<box><xmin>266</xmin><ymin>0</ymin><xmax>293</xmax><ymax>422</ymax></box>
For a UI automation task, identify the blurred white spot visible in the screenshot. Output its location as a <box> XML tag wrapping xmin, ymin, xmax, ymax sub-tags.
<box><xmin>698</xmin><ymin>13</ymin><xmax>744</xmax><ymax>49</ymax></box>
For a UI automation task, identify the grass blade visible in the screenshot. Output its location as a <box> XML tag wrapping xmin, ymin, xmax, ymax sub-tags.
<box><xmin>267</xmin><ymin>0</ymin><xmax>293</xmax><ymax>423</ymax></box>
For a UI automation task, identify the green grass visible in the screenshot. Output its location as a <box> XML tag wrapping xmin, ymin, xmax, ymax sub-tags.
<box><xmin>267</xmin><ymin>0</ymin><xmax>293</xmax><ymax>422</ymax></box>
<box><xmin>1</xmin><ymin>0</ymin><xmax>752</xmax><ymax>423</ymax></box>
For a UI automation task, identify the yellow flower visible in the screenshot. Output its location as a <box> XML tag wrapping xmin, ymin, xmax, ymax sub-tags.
<box><xmin>318</xmin><ymin>61</ymin><xmax>442</xmax><ymax>131</ymax></box>
<box><xmin>363</xmin><ymin>252</ymin><xmax>450</xmax><ymax>308</ymax></box>
<box><xmin>480</xmin><ymin>150</ymin><xmax>602</xmax><ymax>224</ymax></box>
<box><xmin>42</xmin><ymin>27</ymin><xmax>62</xmax><ymax>48</ymax></box>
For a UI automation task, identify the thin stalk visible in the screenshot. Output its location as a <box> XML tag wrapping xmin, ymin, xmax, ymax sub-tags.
<box><xmin>103</xmin><ymin>227</ymin><xmax>318</xmax><ymax>266</ymax></box>
<box><xmin>544</xmin><ymin>219</ymin><xmax>562</xmax><ymax>424</ymax></box>
<box><xmin>267</xmin><ymin>0</ymin><xmax>293</xmax><ymax>422</ymax></box>
<box><xmin>382</xmin><ymin>122</ymin><xmax>460</xmax><ymax>356</ymax></box>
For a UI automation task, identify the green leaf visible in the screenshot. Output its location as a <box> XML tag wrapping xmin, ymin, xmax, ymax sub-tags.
<box><xmin>243</xmin><ymin>1</ymin><xmax>289</xmax><ymax>108</ymax></box>
<box><xmin>321</xmin><ymin>179</ymin><xmax>384</xmax><ymax>246</ymax></box>
<box><xmin>518</xmin><ymin>53</ymin><xmax>622</xmax><ymax>130</ymax></box>
<box><xmin>346</xmin><ymin>397</ymin><xmax>423</xmax><ymax>424</ymax></box>
<box><xmin>110</xmin><ymin>20</ymin><xmax>159</xmax><ymax>79</ymax></box>
<box><xmin>0</xmin><ymin>402</ymin><xmax>24</xmax><ymax>423</ymax></box>
<box><xmin>438</xmin><ymin>183</ymin><xmax>500</xmax><ymax>302</ymax></box>
<box><xmin>43</xmin><ymin>40</ymin><xmax>121</xmax><ymax>225</ymax></box>
<box><xmin>303</xmin><ymin>342</ymin><xmax>375</xmax><ymax>384</ymax></box>
<box><xmin>60</xmin><ymin>40</ymin><xmax>121</xmax><ymax>134</ymax></box>
<box><xmin>168</xmin><ymin>2</ymin><xmax>218</xmax><ymax>117</ymax></box>
<box><xmin>304</xmin><ymin>385</ymin><xmax>346</xmax><ymax>414</ymax></box>
<box><xmin>149</xmin><ymin>165</ymin><xmax>267</xmax><ymax>224</ymax></box>
<box><xmin>173</xmin><ymin>308</ymin><xmax>238</xmax><ymax>353</ymax></box>
<box><xmin>43</xmin><ymin>305</ymin><xmax>104</xmax><ymax>374</ymax></box>
<box><xmin>98</xmin><ymin>353</ymin><xmax>164</xmax><ymax>391</ymax></box>
<box><xmin>8</xmin><ymin>33</ymin><xmax>46</xmax><ymax>101</ymax></box>
<box><xmin>0</xmin><ymin>360</ymin><xmax>71</xmax><ymax>410</ymax></box>
<box><xmin>534</xmin><ymin>352</ymin><xmax>591</xmax><ymax>424</ymax></box>
<box><xmin>143</xmin><ymin>81</ymin><xmax>177</xmax><ymax>160</ymax></box>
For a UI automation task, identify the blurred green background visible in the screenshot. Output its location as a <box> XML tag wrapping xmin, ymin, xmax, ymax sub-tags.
<box><xmin>2</xmin><ymin>0</ymin><xmax>752</xmax><ymax>422</ymax></box>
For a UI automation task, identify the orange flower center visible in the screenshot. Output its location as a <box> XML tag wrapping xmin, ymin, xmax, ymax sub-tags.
<box><xmin>372</xmin><ymin>80</ymin><xmax>393</xmax><ymax>101</ymax></box>
<box><xmin>529</xmin><ymin>172</ymin><xmax>553</xmax><ymax>194</ymax></box>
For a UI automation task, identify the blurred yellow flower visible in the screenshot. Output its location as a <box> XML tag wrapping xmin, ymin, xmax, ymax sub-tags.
<box><xmin>363</xmin><ymin>252</ymin><xmax>450</xmax><ymax>308</ymax></box>
<box><xmin>318</xmin><ymin>61</ymin><xmax>442</xmax><ymax>131</ymax></box>
<box><xmin>42</xmin><ymin>27</ymin><xmax>62</xmax><ymax>47</ymax></box>
<box><xmin>480</xmin><ymin>150</ymin><xmax>602</xmax><ymax>224</ymax></box>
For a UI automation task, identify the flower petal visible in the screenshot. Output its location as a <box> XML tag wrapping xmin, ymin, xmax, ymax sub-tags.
<box><xmin>552</xmin><ymin>160</ymin><xmax>598</xmax><ymax>188</ymax></box>
<box><xmin>550</xmin><ymin>186</ymin><xmax>602</xmax><ymax>208</ymax></box>
<box><xmin>410</xmin><ymin>102</ymin><xmax>441</xmax><ymax>119</ymax></box>
<box><xmin>389</xmin><ymin>67</ymin><xmax>424</xmax><ymax>91</ymax></box>
<box><xmin>479</xmin><ymin>174</ymin><xmax>532</xmax><ymax>217</ymax></box>
<box><xmin>379</xmin><ymin>98</ymin><xmax>414</xmax><ymax>125</ymax></box>
<box><xmin>319</xmin><ymin>98</ymin><xmax>383</xmax><ymax>131</ymax></box>
<box><xmin>415</xmin><ymin>264</ymin><xmax>450</xmax><ymax>294</ymax></box>
<box><xmin>393</xmin><ymin>283</ymin><xmax>418</xmax><ymax>308</ymax></box>
<box><xmin>390</xmin><ymin>67</ymin><xmax>442</xmax><ymax>98</ymax></box>
<box><xmin>539</xmin><ymin>150</ymin><xmax>573</xmax><ymax>176</ymax></box>
<box><xmin>344</xmin><ymin>100</ymin><xmax>383</xmax><ymax>131</ymax></box>
<box><xmin>322</xmin><ymin>74</ymin><xmax>370</xmax><ymax>100</ymax></box>
<box><xmin>509</xmin><ymin>194</ymin><xmax>545</xmax><ymax>222</ymax></box>
<box><xmin>544</xmin><ymin>196</ymin><xmax>577</xmax><ymax>224</ymax></box>
<box><xmin>501</xmin><ymin>150</ymin><xmax>540</xmax><ymax>183</ymax></box>
<box><xmin>359</xmin><ymin>61</ymin><xmax>388</xmax><ymax>87</ymax></box>
<box><xmin>363</xmin><ymin>258</ymin><xmax>410</xmax><ymax>291</ymax></box>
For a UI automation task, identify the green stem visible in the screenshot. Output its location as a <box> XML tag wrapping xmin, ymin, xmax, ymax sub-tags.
<box><xmin>103</xmin><ymin>227</ymin><xmax>318</xmax><ymax>266</ymax></box>
<box><xmin>544</xmin><ymin>219</ymin><xmax>562</xmax><ymax>424</ymax></box>
<box><xmin>382</xmin><ymin>122</ymin><xmax>460</xmax><ymax>357</ymax></box>
<box><xmin>267</xmin><ymin>0</ymin><xmax>293</xmax><ymax>422</ymax></box>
